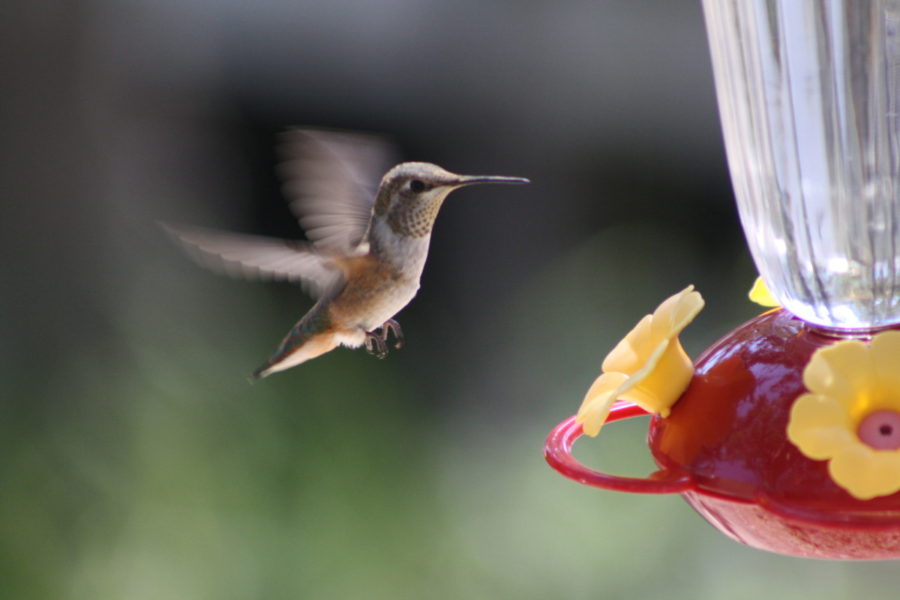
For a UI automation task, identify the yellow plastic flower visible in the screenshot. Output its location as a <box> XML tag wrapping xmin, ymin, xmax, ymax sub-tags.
<box><xmin>787</xmin><ymin>331</ymin><xmax>900</xmax><ymax>500</ymax></box>
<box><xmin>749</xmin><ymin>276</ymin><xmax>779</xmax><ymax>307</ymax></box>
<box><xmin>576</xmin><ymin>286</ymin><xmax>704</xmax><ymax>437</ymax></box>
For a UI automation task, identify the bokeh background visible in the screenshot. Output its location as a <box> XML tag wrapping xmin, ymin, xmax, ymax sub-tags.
<box><xmin>4</xmin><ymin>1</ymin><xmax>900</xmax><ymax>598</ymax></box>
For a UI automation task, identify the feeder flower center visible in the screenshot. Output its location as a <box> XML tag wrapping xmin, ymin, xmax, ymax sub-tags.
<box><xmin>857</xmin><ymin>410</ymin><xmax>900</xmax><ymax>450</ymax></box>
<box><xmin>576</xmin><ymin>285</ymin><xmax>704</xmax><ymax>436</ymax></box>
<box><xmin>787</xmin><ymin>331</ymin><xmax>900</xmax><ymax>500</ymax></box>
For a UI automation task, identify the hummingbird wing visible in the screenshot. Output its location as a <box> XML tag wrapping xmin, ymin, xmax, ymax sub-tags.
<box><xmin>276</xmin><ymin>128</ymin><xmax>398</xmax><ymax>254</ymax></box>
<box><xmin>162</xmin><ymin>223</ymin><xmax>342</xmax><ymax>298</ymax></box>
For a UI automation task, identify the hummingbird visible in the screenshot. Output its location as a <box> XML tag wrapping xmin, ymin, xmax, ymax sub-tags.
<box><xmin>164</xmin><ymin>128</ymin><xmax>529</xmax><ymax>380</ymax></box>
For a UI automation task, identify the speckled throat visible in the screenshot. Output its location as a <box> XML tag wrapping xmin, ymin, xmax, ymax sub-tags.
<box><xmin>385</xmin><ymin>196</ymin><xmax>445</xmax><ymax>238</ymax></box>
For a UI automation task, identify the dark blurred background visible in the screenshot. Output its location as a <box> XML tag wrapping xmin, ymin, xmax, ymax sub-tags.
<box><xmin>3</xmin><ymin>1</ymin><xmax>899</xmax><ymax>598</ymax></box>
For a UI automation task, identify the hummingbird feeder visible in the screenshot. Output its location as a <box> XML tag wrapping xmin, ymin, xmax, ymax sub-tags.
<box><xmin>545</xmin><ymin>1</ymin><xmax>900</xmax><ymax>560</ymax></box>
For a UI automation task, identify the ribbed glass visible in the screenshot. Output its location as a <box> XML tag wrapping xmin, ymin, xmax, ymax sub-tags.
<box><xmin>703</xmin><ymin>0</ymin><xmax>900</xmax><ymax>329</ymax></box>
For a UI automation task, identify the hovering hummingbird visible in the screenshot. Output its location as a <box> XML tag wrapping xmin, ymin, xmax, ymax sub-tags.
<box><xmin>164</xmin><ymin>129</ymin><xmax>529</xmax><ymax>380</ymax></box>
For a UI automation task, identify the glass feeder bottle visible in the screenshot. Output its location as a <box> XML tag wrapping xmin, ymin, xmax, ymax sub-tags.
<box><xmin>704</xmin><ymin>0</ymin><xmax>900</xmax><ymax>330</ymax></box>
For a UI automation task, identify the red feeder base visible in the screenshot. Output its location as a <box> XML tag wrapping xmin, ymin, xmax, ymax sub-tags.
<box><xmin>545</xmin><ymin>309</ymin><xmax>900</xmax><ymax>560</ymax></box>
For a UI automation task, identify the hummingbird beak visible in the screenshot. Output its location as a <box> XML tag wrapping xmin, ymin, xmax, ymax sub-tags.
<box><xmin>448</xmin><ymin>174</ymin><xmax>530</xmax><ymax>188</ymax></box>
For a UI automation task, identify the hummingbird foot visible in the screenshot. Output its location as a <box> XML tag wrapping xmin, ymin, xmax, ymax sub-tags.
<box><xmin>381</xmin><ymin>319</ymin><xmax>404</xmax><ymax>350</ymax></box>
<box><xmin>364</xmin><ymin>320</ymin><xmax>404</xmax><ymax>358</ymax></box>
<box><xmin>364</xmin><ymin>330</ymin><xmax>389</xmax><ymax>359</ymax></box>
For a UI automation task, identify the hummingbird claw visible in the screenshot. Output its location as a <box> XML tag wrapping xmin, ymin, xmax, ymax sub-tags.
<box><xmin>381</xmin><ymin>319</ymin><xmax>404</xmax><ymax>350</ymax></box>
<box><xmin>364</xmin><ymin>320</ymin><xmax>403</xmax><ymax>359</ymax></box>
<box><xmin>365</xmin><ymin>331</ymin><xmax>389</xmax><ymax>359</ymax></box>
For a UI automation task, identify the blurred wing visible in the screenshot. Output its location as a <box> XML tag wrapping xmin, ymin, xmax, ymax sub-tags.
<box><xmin>277</xmin><ymin>128</ymin><xmax>398</xmax><ymax>253</ymax></box>
<box><xmin>162</xmin><ymin>223</ymin><xmax>342</xmax><ymax>298</ymax></box>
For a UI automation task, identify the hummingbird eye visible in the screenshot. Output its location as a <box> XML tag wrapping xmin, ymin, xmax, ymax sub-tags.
<box><xmin>408</xmin><ymin>179</ymin><xmax>426</xmax><ymax>193</ymax></box>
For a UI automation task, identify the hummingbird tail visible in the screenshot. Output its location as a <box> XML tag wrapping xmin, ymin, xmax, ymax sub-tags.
<box><xmin>248</xmin><ymin>364</ymin><xmax>271</xmax><ymax>382</ymax></box>
<box><xmin>247</xmin><ymin>331</ymin><xmax>342</xmax><ymax>382</ymax></box>
<box><xmin>245</xmin><ymin>304</ymin><xmax>341</xmax><ymax>382</ymax></box>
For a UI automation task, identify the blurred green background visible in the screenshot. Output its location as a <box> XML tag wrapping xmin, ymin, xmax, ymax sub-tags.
<box><xmin>4</xmin><ymin>1</ymin><xmax>900</xmax><ymax>598</ymax></box>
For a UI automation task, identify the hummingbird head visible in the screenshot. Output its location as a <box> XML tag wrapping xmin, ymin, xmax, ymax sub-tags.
<box><xmin>373</xmin><ymin>162</ymin><xmax>529</xmax><ymax>238</ymax></box>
